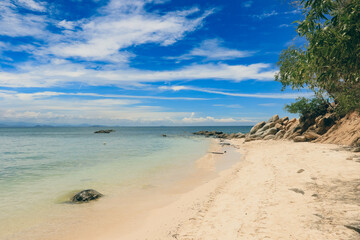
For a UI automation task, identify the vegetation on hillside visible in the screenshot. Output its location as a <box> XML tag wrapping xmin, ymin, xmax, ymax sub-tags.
<box><xmin>276</xmin><ymin>0</ymin><xmax>360</xmax><ymax>115</ymax></box>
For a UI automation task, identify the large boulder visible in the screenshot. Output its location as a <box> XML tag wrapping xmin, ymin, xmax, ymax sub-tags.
<box><xmin>274</xmin><ymin>130</ymin><xmax>286</xmax><ymax>140</ymax></box>
<box><xmin>277</xmin><ymin>116</ymin><xmax>289</xmax><ymax>124</ymax></box>
<box><xmin>263</xmin><ymin>127</ymin><xmax>278</xmax><ymax>137</ymax></box>
<box><xmin>260</xmin><ymin>122</ymin><xmax>276</xmax><ymax>132</ymax></box>
<box><xmin>267</xmin><ymin>114</ymin><xmax>280</xmax><ymax>123</ymax></box>
<box><xmin>263</xmin><ymin>135</ymin><xmax>276</xmax><ymax>140</ymax></box>
<box><xmin>250</xmin><ymin>121</ymin><xmax>266</xmax><ymax>135</ymax></box>
<box><xmin>235</xmin><ymin>133</ymin><xmax>245</xmax><ymax>138</ymax></box>
<box><xmin>71</xmin><ymin>189</ymin><xmax>103</xmax><ymax>203</ymax></box>
<box><xmin>293</xmin><ymin>136</ymin><xmax>307</xmax><ymax>142</ymax></box>
<box><xmin>303</xmin><ymin>131</ymin><xmax>320</xmax><ymax>141</ymax></box>
<box><xmin>315</xmin><ymin>113</ymin><xmax>336</xmax><ymax>134</ymax></box>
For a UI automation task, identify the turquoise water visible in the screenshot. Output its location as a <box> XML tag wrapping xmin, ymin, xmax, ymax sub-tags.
<box><xmin>0</xmin><ymin>126</ymin><xmax>250</xmax><ymax>237</ymax></box>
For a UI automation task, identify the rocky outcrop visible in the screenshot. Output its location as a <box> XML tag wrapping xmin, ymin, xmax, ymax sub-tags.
<box><xmin>71</xmin><ymin>189</ymin><xmax>103</xmax><ymax>203</ymax></box>
<box><xmin>94</xmin><ymin>129</ymin><xmax>115</xmax><ymax>134</ymax></box>
<box><xmin>245</xmin><ymin>111</ymin><xmax>339</xmax><ymax>143</ymax></box>
<box><xmin>193</xmin><ymin>131</ymin><xmax>245</xmax><ymax>139</ymax></box>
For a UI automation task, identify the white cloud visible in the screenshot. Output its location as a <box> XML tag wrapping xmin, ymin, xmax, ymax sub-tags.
<box><xmin>47</xmin><ymin>1</ymin><xmax>214</xmax><ymax>62</ymax></box>
<box><xmin>160</xmin><ymin>85</ymin><xmax>314</xmax><ymax>99</ymax></box>
<box><xmin>279</xmin><ymin>24</ymin><xmax>291</xmax><ymax>28</ymax></box>
<box><xmin>258</xmin><ymin>103</ymin><xmax>277</xmax><ymax>107</ymax></box>
<box><xmin>180</xmin><ymin>112</ymin><xmax>257</xmax><ymax>125</ymax></box>
<box><xmin>57</xmin><ymin>20</ymin><xmax>76</xmax><ymax>30</ymax></box>
<box><xmin>253</xmin><ymin>10</ymin><xmax>278</xmax><ymax>20</ymax></box>
<box><xmin>16</xmin><ymin>0</ymin><xmax>46</xmax><ymax>12</ymax></box>
<box><xmin>0</xmin><ymin>62</ymin><xmax>276</xmax><ymax>88</ymax></box>
<box><xmin>242</xmin><ymin>1</ymin><xmax>253</xmax><ymax>8</ymax></box>
<box><xmin>0</xmin><ymin>90</ymin><xmax>206</xmax><ymax>101</ymax></box>
<box><xmin>213</xmin><ymin>104</ymin><xmax>243</xmax><ymax>108</ymax></box>
<box><xmin>170</xmin><ymin>39</ymin><xmax>254</xmax><ymax>61</ymax></box>
<box><xmin>0</xmin><ymin>1</ymin><xmax>48</xmax><ymax>37</ymax></box>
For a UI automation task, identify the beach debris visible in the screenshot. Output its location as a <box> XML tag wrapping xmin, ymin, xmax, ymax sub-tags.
<box><xmin>297</xmin><ymin>169</ymin><xmax>305</xmax><ymax>173</ymax></box>
<box><xmin>220</xmin><ymin>142</ymin><xmax>231</xmax><ymax>146</ymax></box>
<box><xmin>344</xmin><ymin>225</ymin><xmax>360</xmax><ymax>235</ymax></box>
<box><xmin>289</xmin><ymin>188</ymin><xmax>305</xmax><ymax>195</ymax></box>
<box><xmin>71</xmin><ymin>189</ymin><xmax>103</xmax><ymax>203</ymax></box>
<box><xmin>94</xmin><ymin>129</ymin><xmax>115</xmax><ymax>134</ymax></box>
<box><xmin>210</xmin><ymin>152</ymin><xmax>224</xmax><ymax>154</ymax></box>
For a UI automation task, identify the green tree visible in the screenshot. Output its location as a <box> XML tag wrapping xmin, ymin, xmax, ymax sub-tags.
<box><xmin>276</xmin><ymin>0</ymin><xmax>360</xmax><ymax>113</ymax></box>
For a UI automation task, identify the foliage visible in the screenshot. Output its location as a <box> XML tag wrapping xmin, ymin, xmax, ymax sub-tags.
<box><xmin>284</xmin><ymin>97</ymin><xmax>329</xmax><ymax>118</ymax></box>
<box><xmin>276</xmin><ymin>0</ymin><xmax>360</xmax><ymax>113</ymax></box>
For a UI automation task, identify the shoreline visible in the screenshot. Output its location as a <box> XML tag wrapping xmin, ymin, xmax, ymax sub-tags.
<box><xmin>3</xmin><ymin>137</ymin><xmax>360</xmax><ymax>240</ymax></box>
<box><xmin>120</xmin><ymin>139</ymin><xmax>360</xmax><ymax>239</ymax></box>
<box><xmin>1</xmin><ymin>138</ymin><xmax>237</xmax><ymax>240</ymax></box>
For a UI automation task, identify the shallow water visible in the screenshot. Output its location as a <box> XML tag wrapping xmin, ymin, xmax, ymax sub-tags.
<box><xmin>0</xmin><ymin>126</ymin><xmax>250</xmax><ymax>238</ymax></box>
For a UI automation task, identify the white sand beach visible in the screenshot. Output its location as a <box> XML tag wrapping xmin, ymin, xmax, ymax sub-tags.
<box><xmin>120</xmin><ymin>139</ymin><xmax>360</xmax><ymax>240</ymax></box>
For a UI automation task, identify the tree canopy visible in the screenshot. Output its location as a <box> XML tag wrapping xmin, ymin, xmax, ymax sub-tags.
<box><xmin>276</xmin><ymin>0</ymin><xmax>360</xmax><ymax>114</ymax></box>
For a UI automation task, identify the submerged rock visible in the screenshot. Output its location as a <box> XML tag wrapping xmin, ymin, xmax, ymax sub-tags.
<box><xmin>94</xmin><ymin>129</ymin><xmax>115</xmax><ymax>134</ymax></box>
<box><xmin>71</xmin><ymin>189</ymin><xmax>103</xmax><ymax>203</ymax></box>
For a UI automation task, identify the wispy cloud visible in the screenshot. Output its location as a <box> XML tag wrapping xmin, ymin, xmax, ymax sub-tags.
<box><xmin>213</xmin><ymin>104</ymin><xmax>243</xmax><ymax>108</ymax></box>
<box><xmin>242</xmin><ymin>1</ymin><xmax>253</xmax><ymax>8</ymax></box>
<box><xmin>0</xmin><ymin>1</ymin><xmax>48</xmax><ymax>37</ymax></box>
<box><xmin>258</xmin><ymin>103</ymin><xmax>278</xmax><ymax>107</ymax></box>
<box><xmin>168</xmin><ymin>39</ymin><xmax>254</xmax><ymax>61</ymax></box>
<box><xmin>47</xmin><ymin>3</ymin><xmax>214</xmax><ymax>62</ymax></box>
<box><xmin>0</xmin><ymin>62</ymin><xmax>276</xmax><ymax>88</ymax></box>
<box><xmin>160</xmin><ymin>85</ymin><xmax>313</xmax><ymax>99</ymax></box>
<box><xmin>252</xmin><ymin>10</ymin><xmax>278</xmax><ymax>20</ymax></box>
<box><xmin>16</xmin><ymin>0</ymin><xmax>46</xmax><ymax>12</ymax></box>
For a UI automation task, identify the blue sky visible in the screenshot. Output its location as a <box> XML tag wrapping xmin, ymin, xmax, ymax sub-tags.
<box><xmin>0</xmin><ymin>0</ymin><xmax>310</xmax><ymax>126</ymax></box>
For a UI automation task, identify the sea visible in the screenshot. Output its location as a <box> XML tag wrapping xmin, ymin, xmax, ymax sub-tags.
<box><xmin>0</xmin><ymin>126</ymin><xmax>251</xmax><ymax>239</ymax></box>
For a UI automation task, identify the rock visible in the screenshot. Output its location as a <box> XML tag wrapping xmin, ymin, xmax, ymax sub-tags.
<box><xmin>288</xmin><ymin>118</ymin><xmax>296</xmax><ymax>124</ymax></box>
<box><xmin>277</xmin><ymin>116</ymin><xmax>289</xmax><ymax>124</ymax></box>
<box><xmin>228</xmin><ymin>133</ymin><xmax>236</xmax><ymax>139</ymax></box>
<box><xmin>263</xmin><ymin>127</ymin><xmax>278</xmax><ymax>137</ymax></box>
<box><xmin>274</xmin><ymin>130</ymin><xmax>286</xmax><ymax>140</ymax></box>
<box><xmin>263</xmin><ymin>135</ymin><xmax>275</xmax><ymax>140</ymax></box>
<box><xmin>303</xmin><ymin>131</ymin><xmax>320</xmax><ymax>141</ymax></box>
<box><xmin>275</xmin><ymin>123</ymin><xmax>283</xmax><ymax>130</ymax></box>
<box><xmin>235</xmin><ymin>133</ymin><xmax>245</xmax><ymax>138</ymax></box>
<box><xmin>283</xmin><ymin>120</ymin><xmax>289</xmax><ymax>126</ymax></box>
<box><xmin>267</xmin><ymin>114</ymin><xmax>279</xmax><ymax>123</ymax></box>
<box><xmin>299</xmin><ymin>117</ymin><xmax>315</xmax><ymax>133</ymax></box>
<box><xmin>289</xmin><ymin>188</ymin><xmax>305</xmax><ymax>195</ymax></box>
<box><xmin>71</xmin><ymin>189</ymin><xmax>103</xmax><ymax>203</ymax></box>
<box><xmin>220</xmin><ymin>142</ymin><xmax>231</xmax><ymax>146</ymax></box>
<box><xmin>94</xmin><ymin>129</ymin><xmax>115</xmax><ymax>134</ymax></box>
<box><xmin>352</xmin><ymin>147</ymin><xmax>360</xmax><ymax>153</ymax></box>
<box><xmin>162</xmin><ymin>134</ymin><xmax>167</xmax><ymax>137</ymax></box>
<box><xmin>293</xmin><ymin>136</ymin><xmax>307</xmax><ymax>142</ymax></box>
<box><xmin>244</xmin><ymin>135</ymin><xmax>261</xmax><ymax>142</ymax></box>
<box><xmin>260</xmin><ymin>122</ymin><xmax>276</xmax><ymax>132</ymax></box>
<box><xmin>249</xmin><ymin>121</ymin><xmax>266</xmax><ymax>135</ymax></box>
<box><xmin>297</xmin><ymin>169</ymin><xmax>305</xmax><ymax>173</ymax></box>
<box><xmin>315</xmin><ymin>113</ymin><xmax>336</xmax><ymax>134</ymax></box>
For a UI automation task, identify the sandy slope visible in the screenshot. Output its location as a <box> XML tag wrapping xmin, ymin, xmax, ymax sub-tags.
<box><xmin>123</xmin><ymin>140</ymin><xmax>360</xmax><ymax>240</ymax></box>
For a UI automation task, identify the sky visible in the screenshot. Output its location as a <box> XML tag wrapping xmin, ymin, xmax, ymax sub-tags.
<box><xmin>0</xmin><ymin>0</ymin><xmax>310</xmax><ymax>126</ymax></box>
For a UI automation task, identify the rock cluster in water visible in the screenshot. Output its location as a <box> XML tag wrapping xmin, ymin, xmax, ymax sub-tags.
<box><xmin>94</xmin><ymin>129</ymin><xmax>115</xmax><ymax>134</ymax></box>
<box><xmin>71</xmin><ymin>189</ymin><xmax>103</xmax><ymax>203</ymax></box>
<box><xmin>193</xmin><ymin>131</ymin><xmax>245</xmax><ymax>139</ymax></box>
<box><xmin>246</xmin><ymin>111</ymin><xmax>337</xmax><ymax>142</ymax></box>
